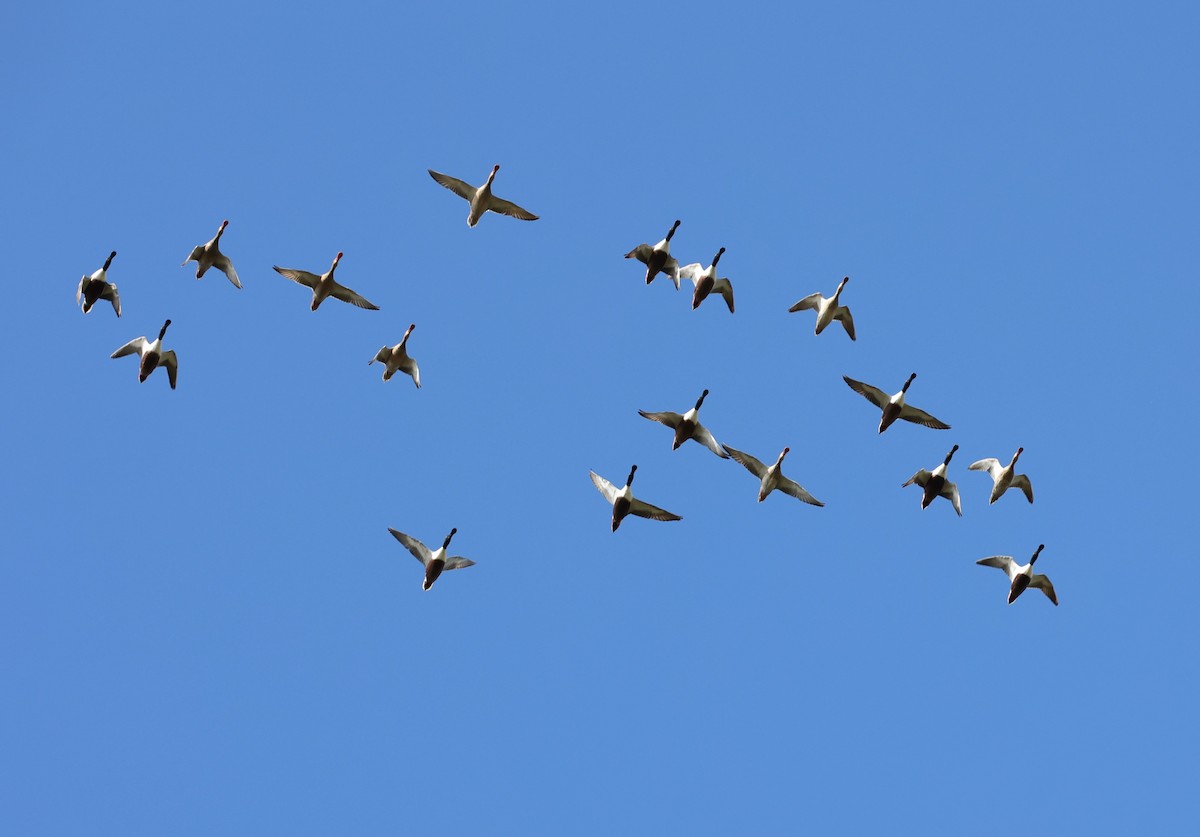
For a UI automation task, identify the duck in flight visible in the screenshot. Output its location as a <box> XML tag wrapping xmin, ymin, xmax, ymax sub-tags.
<box><xmin>182</xmin><ymin>219</ymin><xmax>241</xmax><ymax>289</ymax></box>
<box><xmin>678</xmin><ymin>247</ymin><xmax>735</xmax><ymax>313</ymax></box>
<box><xmin>638</xmin><ymin>389</ymin><xmax>728</xmax><ymax>458</ymax></box>
<box><xmin>111</xmin><ymin>319</ymin><xmax>178</xmax><ymax>389</ymax></box>
<box><xmin>722</xmin><ymin>445</ymin><xmax>824</xmax><ymax>506</ymax></box>
<box><xmin>843</xmin><ymin>373</ymin><xmax>950</xmax><ymax>433</ymax></box>
<box><xmin>273</xmin><ymin>252</ymin><xmax>379</xmax><ymax>311</ymax></box>
<box><xmin>788</xmin><ymin>276</ymin><xmax>854</xmax><ymax>340</ymax></box>
<box><xmin>76</xmin><ymin>250</ymin><xmax>121</xmax><ymax>317</ymax></box>
<box><xmin>977</xmin><ymin>544</ymin><xmax>1058</xmax><ymax>606</ymax></box>
<box><xmin>625</xmin><ymin>219</ymin><xmax>681</xmax><ymax>288</ymax></box>
<box><xmin>901</xmin><ymin>445</ymin><xmax>962</xmax><ymax>516</ymax></box>
<box><xmin>388</xmin><ymin>526</ymin><xmax>475</xmax><ymax>590</ymax></box>
<box><xmin>589</xmin><ymin>465</ymin><xmax>682</xmax><ymax>532</ymax></box>
<box><xmin>370</xmin><ymin>323</ymin><xmax>421</xmax><ymax>387</ymax></box>
<box><xmin>968</xmin><ymin>448</ymin><xmax>1033</xmax><ymax>504</ymax></box>
<box><xmin>428</xmin><ymin>164</ymin><xmax>539</xmax><ymax>227</ymax></box>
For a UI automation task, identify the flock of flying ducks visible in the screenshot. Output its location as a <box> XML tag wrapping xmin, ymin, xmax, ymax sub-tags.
<box><xmin>74</xmin><ymin>164</ymin><xmax>1055</xmax><ymax>605</ymax></box>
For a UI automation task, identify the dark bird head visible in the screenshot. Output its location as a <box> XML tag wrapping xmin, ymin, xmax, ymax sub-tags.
<box><xmin>902</xmin><ymin>372</ymin><xmax>917</xmax><ymax>393</ymax></box>
<box><xmin>712</xmin><ymin>247</ymin><xmax>726</xmax><ymax>265</ymax></box>
<box><xmin>103</xmin><ymin>251</ymin><xmax>117</xmax><ymax>269</ymax></box>
<box><xmin>1030</xmin><ymin>544</ymin><xmax>1045</xmax><ymax>565</ymax></box>
<box><xmin>694</xmin><ymin>389</ymin><xmax>709</xmax><ymax>410</ymax></box>
<box><xmin>626</xmin><ymin>464</ymin><xmax>638</xmax><ymax>486</ymax></box>
<box><xmin>944</xmin><ymin>444</ymin><xmax>959</xmax><ymax>464</ymax></box>
<box><xmin>158</xmin><ymin>319</ymin><xmax>172</xmax><ymax>340</ymax></box>
<box><xmin>666</xmin><ymin>219</ymin><xmax>681</xmax><ymax>240</ymax></box>
<box><xmin>443</xmin><ymin>527</ymin><xmax>458</xmax><ymax>548</ymax></box>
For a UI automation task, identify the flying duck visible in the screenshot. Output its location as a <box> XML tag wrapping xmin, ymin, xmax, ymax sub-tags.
<box><xmin>389</xmin><ymin>527</ymin><xmax>475</xmax><ymax>590</ymax></box>
<box><xmin>977</xmin><ymin>544</ymin><xmax>1058</xmax><ymax>606</ymax></box>
<box><xmin>111</xmin><ymin>319</ymin><xmax>177</xmax><ymax>389</ymax></box>
<box><xmin>843</xmin><ymin>373</ymin><xmax>950</xmax><ymax>433</ymax></box>
<box><xmin>76</xmin><ymin>250</ymin><xmax>121</xmax><ymax>317</ymax></box>
<box><xmin>589</xmin><ymin>465</ymin><xmax>682</xmax><ymax>532</ymax></box>
<box><xmin>428</xmin><ymin>165</ymin><xmax>539</xmax><ymax>226</ymax></box>
<box><xmin>638</xmin><ymin>389</ymin><xmax>729</xmax><ymax>458</ymax></box>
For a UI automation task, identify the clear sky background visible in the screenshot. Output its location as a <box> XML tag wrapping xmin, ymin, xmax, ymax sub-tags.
<box><xmin>3</xmin><ymin>1</ymin><xmax>1197</xmax><ymax>833</ymax></box>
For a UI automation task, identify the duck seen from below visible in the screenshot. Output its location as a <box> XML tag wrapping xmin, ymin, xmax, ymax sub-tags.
<box><xmin>977</xmin><ymin>544</ymin><xmax>1058</xmax><ymax>606</ymax></box>
<box><xmin>428</xmin><ymin>164</ymin><xmax>539</xmax><ymax>227</ymax></box>
<box><xmin>273</xmin><ymin>252</ymin><xmax>379</xmax><ymax>311</ymax></box>
<box><xmin>901</xmin><ymin>444</ymin><xmax>963</xmax><ymax>516</ymax></box>
<box><xmin>788</xmin><ymin>276</ymin><xmax>855</xmax><ymax>340</ymax></box>
<box><xmin>182</xmin><ymin>219</ymin><xmax>242</xmax><ymax>288</ymax></box>
<box><xmin>969</xmin><ymin>448</ymin><xmax>1034</xmax><ymax>504</ymax></box>
<box><xmin>589</xmin><ymin>465</ymin><xmax>683</xmax><ymax>532</ymax></box>
<box><xmin>638</xmin><ymin>389</ymin><xmax>729</xmax><ymax>458</ymax></box>
<box><xmin>843</xmin><ymin>372</ymin><xmax>950</xmax><ymax>433</ymax></box>
<box><xmin>370</xmin><ymin>323</ymin><xmax>421</xmax><ymax>387</ymax></box>
<box><xmin>389</xmin><ymin>527</ymin><xmax>475</xmax><ymax>590</ymax></box>
<box><xmin>678</xmin><ymin>247</ymin><xmax>735</xmax><ymax>313</ymax></box>
<box><xmin>625</xmin><ymin>219</ymin><xmax>682</xmax><ymax>288</ymax></box>
<box><xmin>76</xmin><ymin>250</ymin><xmax>121</xmax><ymax>317</ymax></box>
<box><xmin>111</xmin><ymin>319</ymin><xmax>178</xmax><ymax>389</ymax></box>
<box><xmin>722</xmin><ymin>445</ymin><xmax>824</xmax><ymax>506</ymax></box>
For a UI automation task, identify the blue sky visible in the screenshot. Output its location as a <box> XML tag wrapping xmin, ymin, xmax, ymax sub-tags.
<box><xmin>3</xmin><ymin>1</ymin><xmax>1198</xmax><ymax>833</ymax></box>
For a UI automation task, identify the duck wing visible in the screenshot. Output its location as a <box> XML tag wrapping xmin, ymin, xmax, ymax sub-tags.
<box><xmin>788</xmin><ymin>292</ymin><xmax>823</xmax><ymax>313</ymax></box>
<box><xmin>111</xmin><ymin>336</ymin><xmax>146</xmax><ymax>359</ymax></box>
<box><xmin>329</xmin><ymin>282</ymin><xmax>380</xmax><ymax>310</ymax></box>
<box><xmin>273</xmin><ymin>266</ymin><xmax>321</xmax><ymax>289</ymax></box>
<box><xmin>624</xmin><ymin>244</ymin><xmax>653</xmax><ymax>263</ymax></box>
<box><xmin>977</xmin><ymin>555</ymin><xmax>1017</xmax><ymax>580</ymax></box>
<box><xmin>396</xmin><ymin>356</ymin><xmax>421</xmax><ymax>388</ymax></box>
<box><xmin>213</xmin><ymin>252</ymin><xmax>242</xmax><ymax>289</ymax></box>
<box><xmin>389</xmin><ymin>528</ymin><xmax>432</xmax><ymax>566</ymax></box>
<box><xmin>843</xmin><ymin>376</ymin><xmax>889</xmax><ymax>409</ymax></box>
<box><xmin>834</xmin><ymin>306</ymin><xmax>855</xmax><ymax>340</ymax></box>
<box><xmin>968</xmin><ymin>458</ymin><xmax>1002</xmax><ymax>480</ymax></box>
<box><xmin>940</xmin><ymin>480</ymin><xmax>963</xmax><ymax>516</ymax></box>
<box><xmin>902</xmin><ymin>469</ymin><xmax>932</xmax><ymax>488</ymax></box>
<box><xmin>428</xmin><ymin>169</ymin><xmax>476</xmax><ymax>201</ymax></box>
<box><xmin>638</xmin><ymin>410</ymin><xmax>683</xmax><ymax>429</ymax></box>
<box><xmin>487</xmin><ymin>195</ymin><xmax>539</xmax><ymax>221</ymax></box>
<box><xmin>691</xmin><ymin>423</ymin><xmax>729</xmax><ymax>458</ymax></box>
<box><xmin>1030</xmin><ymin>573</ymin><xmax>1058</xmax><ymax>605</ymax></box>
<box><xmin>444</xmin><ymin>556</ymin><xmax>476</xmax><ymax>571</ymax></box>
<box><xmin>589</xmin><ymin>471</ymin><xmax>619</xmax><ymax>504</ymax></box>
<box><xmin>898</xmin><ymin>403</ymin><xmax>950</xmax><ymax>429</ymax></box>
<box><xmin>777</xmin><ymin>476</ymin><xmax>824</xmax><ymax>507</ymax></box>
<box><xmin>160</xmin><ymin>350</ymin><xmax>178</xmax><ymax>390</ymax></box>
<box><xmin>723</xmin><ymin>444</ymin><xmax>768</xmax><ymax>478</ymax></box>
<box><xmin>101</xmin><ymin>283</ymin><xmax>121</xmax><ymax>317</ymax></box>
<box><xmin>629</xmin><ymin>497</ymin><xmax>682</xmax><ymax>522</ymax></box>
<box><xmin>662</xmin><ymin>257</ymin><xmax>680</xmax><ymax>289</ymax></box>
<box><xmin>370</xmin><ymin>346</ymin><xmax>393</xmax><ymax>366</ymax></box>
<box><xmin>712</xmin><ymin>277</ymin><xmax>735</xmax><ymax>313</ymax></box>
<box><xmin>1012</xmin><ymin>474</ymin><xmax>1034</xmax><ymax>503</ymax></box>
